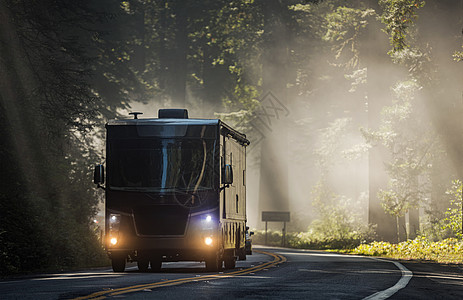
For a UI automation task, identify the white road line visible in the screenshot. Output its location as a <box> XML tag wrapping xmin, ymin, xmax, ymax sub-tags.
<box><xmin>363</xmin><ymin>258</ymin><xmax>413</xmax><ymax>300</ymax></box>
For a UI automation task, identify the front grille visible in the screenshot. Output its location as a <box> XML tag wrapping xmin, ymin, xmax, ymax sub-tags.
<box><xmin>132</xmin><ymin>205</ymin><xmax>189</xmax><ymax>236</ymax></box>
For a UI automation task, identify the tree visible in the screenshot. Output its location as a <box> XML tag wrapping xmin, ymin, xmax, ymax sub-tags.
<box><xmin>0</xmin><ymin>0</ymin><xmax>112</xmax><ymax>274</ymax></box>
<box><xmin>443</xmin><ymin>180</ymin><xmax>463</xmax><ymax>239</ymax></box>
<box><xmin>363</xmin><ymin>79</ymin><xmax>439</xmax><ymax>241</ymax></box>
<box><xmin>379</xmin><ymin>0</ymin><xmax>425</xmax><ymax>54</ymax></box>
<box><xmin>376</xmin><ymin>0</ymin><xmax>463</xmax><ymax>242</ymax></box>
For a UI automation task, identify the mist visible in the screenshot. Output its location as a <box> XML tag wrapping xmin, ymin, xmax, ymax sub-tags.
<box><xmin>1</xmin><ymin>0</ymin><xmax>463</xmax><ymax>275</ymax></box>
<box><xmin>121</xmin><ymin>1</ymin><xmax>463</xmax><ymax>242</ymax></box>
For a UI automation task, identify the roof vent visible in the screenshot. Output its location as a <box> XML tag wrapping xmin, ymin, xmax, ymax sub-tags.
<box><xmin>158</xmin><ymin>109</ymin><xmax>189</xmax><ymax>119</ymax></box>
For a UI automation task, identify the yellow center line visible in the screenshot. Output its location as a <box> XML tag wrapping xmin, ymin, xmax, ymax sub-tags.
<box><xmin>73</xmin><ymin>250</ymin><xmax>285</xmax><ymax>300</ymax></box>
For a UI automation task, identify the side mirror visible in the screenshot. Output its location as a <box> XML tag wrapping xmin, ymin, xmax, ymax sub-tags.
<box><xmin>93</xmin><ymin>164</ymin><xmax>104</xmax><ymax>184</ymax></box>
<box><xmin>223</xmin><ymin>164</ymin><xmax>233</xmax><ymax>185</ymax></box>
<box><xmin>250</xmin><ymin>231</ymin><xmax>254</xmax><ymax>236</ymax></box>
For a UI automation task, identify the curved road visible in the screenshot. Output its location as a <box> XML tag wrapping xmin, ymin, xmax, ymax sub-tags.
<box><xmin>1</xmin><ymin>246</ymin><xmax>463</xmax><ymax>299</ymax></box>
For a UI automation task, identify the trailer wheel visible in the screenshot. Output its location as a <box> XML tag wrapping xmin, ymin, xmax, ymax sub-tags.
<box><xmin>150</xmin><ymin>259</ymin><xmax>162</xmax><ymax>272</ymax></box>
<box><xmin>111</xmin><ymin>256</ymin><xmax>126</xmax><ymax>272</ymax></box>
<box><xmin>137</xmin><ymin>258</ymin><xmax>149</xmax><ymax>272</ymax></box>
<box><xmin>205</xmin><ymin>255</ymin><xmax>222</xmax><ymax>272</ymax></box>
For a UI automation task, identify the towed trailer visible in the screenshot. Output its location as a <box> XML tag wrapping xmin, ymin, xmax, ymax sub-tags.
<box><xmin>93</xmin><ymin>109</ymin><xmax>250</xmax><ymax>272</ymax></box>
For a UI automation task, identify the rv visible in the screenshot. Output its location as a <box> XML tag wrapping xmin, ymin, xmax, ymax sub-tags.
<box><xmin>93</xmin><ymin>109</ymin><xmax>249</xmax><ymax>272</ymax></box>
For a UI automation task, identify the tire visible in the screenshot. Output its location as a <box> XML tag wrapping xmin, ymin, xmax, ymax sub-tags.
<box><xmin>111</xmin><ymin>256</ymin><xmax>126</xmax><ymax>272</ymax></box>
<box><xmin>238</xmin><ymin>248</ymin><xmax>246</xmax><ymax>261</ymax></box>
<box><xmin>224</xmin><ymin>256</ymin><xmax>236</xmax><ymax>269</ymax></box>
<box><xmin>150</xmin><ymin>259</ymin><xmax>162</xmax><ymax>272</ymax></box>
<box><xmin>137</xmin><ymin>258</ymin><xmax>149</xmax><ymax>272</ymax></box>
<box><xmin>205</xmin><ymin>255</ymin><xmax>222</xmax><ymax>272</ymax></box>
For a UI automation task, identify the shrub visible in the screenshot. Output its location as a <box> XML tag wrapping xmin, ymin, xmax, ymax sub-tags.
<box><xmin>251</xmin><ymin>225</ymin><xmax>376</xmax><ymax>250</ymax></box>
<box><xmin>350</xmin><ymin>237</ymin><xmax>463</xmax><ymax>263</ymax></box>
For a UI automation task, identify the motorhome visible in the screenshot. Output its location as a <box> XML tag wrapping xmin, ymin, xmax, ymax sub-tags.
<box><xmin>93</xmin><ymin>109</ymin><xmax>249</xmax><ymax>272</ymax></box>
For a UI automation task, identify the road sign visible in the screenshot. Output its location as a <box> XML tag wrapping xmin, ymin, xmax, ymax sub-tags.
<box><xmin>262</xmin><ymin>211</ymin><xmax>290</xmax><ymax>222</ymax></box>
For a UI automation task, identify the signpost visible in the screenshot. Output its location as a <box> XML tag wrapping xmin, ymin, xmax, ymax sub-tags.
<box><xmin>262</xmin><ymin>211</ymin><xmax>290</xmax><ymax>246</ymax></box>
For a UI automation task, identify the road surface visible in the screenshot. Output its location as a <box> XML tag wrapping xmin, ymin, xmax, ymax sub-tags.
<box><xmin>1</xmin><ymin>246</ymin><xmax>463</xmax><ymax>299</ymax></box>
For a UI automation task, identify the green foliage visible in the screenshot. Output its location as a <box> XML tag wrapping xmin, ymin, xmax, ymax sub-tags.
<box><xmin>289</xmin><ymin>229</ymin><xmax>375</xmax><ymax>250</ymax></box>
<box><xmin>251</xmin><ymin>226</ymin><xmax>375</xmax><ymax>250</ymax></box>
<box><xmin>251</xmin><ymin>230</ymin><xmax>288</xmax><ymax>247</ymax></box>
<box><xmin>443</xmin><ymin>180</ymin><xmax>463</xmax><ymax>239</ymax></box>
<box><xmin>307</xmin><ymin>181</ymin><xmax>375</xmax><ymax>248</ymax></box>
<box><xmin>324</xmin><ymin>6</ymin><xmax>375</xmax><ymax>68</ymax></box>
<box><xmin>378</xmin><ymin>190</ymin><xmax>413</xmax><ymax>217</ymax></box>
<box><xmin>390</xmin><ymin>47</ymin><xmax>434</xmax><ymax>88</ymax></box>
<box><xmin>376</xmin><ymin>1</ymin><xmax>456</xmax><ymax>244</ymax></box>
<box><xmin>344</xmin><ymin>67</ymin><xmax>367</xmax><ymax>93</ymax></box>
<box><xmin>251</xmin><ymin>178</ymin><xmax>375</xmax><ymax>250</ymax></box>
<box><xmin>454</xmin><ymin>46</ymin><xmax>463</xmax><ymax>62</ymax></box>
<box><xmin>350</xmin><ymin>237</ymin><xmax>463</xmax><ymax>263</ymax></box>
<box><xmin>379</xmin><ymin>0</ymin><xmax>425</xmax><ymax>54</ymax></box>
<box><xmin>314</xmin><ymin>117</ymin><xmax>353</xmax><ymax>173</ymax></box>
<box><xmin>0</xmin><ymin>0</ymin><xmax>460</xmax><ymax>275</ymax></box>
<box><xmin>419</xmin><ymin>217</ymin><xmax>450</xmax><ymax>242</ymax></box>
<box><xmin>0</xmin><ymin>0</ymin><xmax>110</xmax><ymax>275</ymax></box>
<box><xmin>307</xmin><ymin>106</ymin><xmax>372</xmax><ymax>246</ymax></box>
<box><xmin>363</xmin><ymin>80</ymin><xmax>437</xmax><ymax>221</ymax></box>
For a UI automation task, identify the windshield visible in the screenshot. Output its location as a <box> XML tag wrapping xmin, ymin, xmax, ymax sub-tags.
<box><xmin>108</xmin><ymin>138</ymin><xmax>216</xmax><ymax>191</ymax></box>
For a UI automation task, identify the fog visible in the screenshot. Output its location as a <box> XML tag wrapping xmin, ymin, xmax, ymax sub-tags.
<box><xmin>109</xmin><ymin>2</ymin><xmax>463</xmax><ymax>241</ymax></box>
<box><xmin>7</xmin><ymin>0</ymin><xmax>463</xmax><ymax>276</ymax></box>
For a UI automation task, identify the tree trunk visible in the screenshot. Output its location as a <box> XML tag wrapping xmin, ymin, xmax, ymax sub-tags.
<box><xmin>398</xmin><ymin>215</ymin><xmax>406</xmax><ymax>242</ymax></box>
<box><xmin>257</xmin><ymin>0</ymin><xmax>290</xmax><ymax>227</ymax></box>
<box><xmin>408</xmin><ymin>208</ymin><xmax>419</xmax><ymax>239</ymax></box>
<box><xmin>364</xmin><ymin>0</ymin><xmax>398</xmax><ymax>242</ymax></box>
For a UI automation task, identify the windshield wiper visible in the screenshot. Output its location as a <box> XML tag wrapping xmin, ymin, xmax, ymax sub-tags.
<box><xmin>174</xmin><ymin>189</ymin><xmax>200</xmax><ymax>198</ymax></box>
<box><xmin>109</xmin><ymin>186</ymin><xmax>212</xmax><ymax>195</ymax></box>
<box><xmin>171</xmin><ymin>189</ymin><xmax>207</xmax><ymax>207</ymax></box>
<box><xmin>109</xmin><ymin>187</ymin><xmax>161</xmax><ymax>192</ymax></box>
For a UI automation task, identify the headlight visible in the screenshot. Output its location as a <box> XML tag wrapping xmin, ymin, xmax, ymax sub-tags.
<box><xmin>109</xmin><ymin>214</ymin><xmax>121</xmax><ymax>230</ymax></box>
<box><xmin>202</xmin><ymin>214</ymin><xmax>214</xmax><ymax>230</ymax></box>
<box><xmin>204</xmin><ymin>237</ymin><xmax>213</xmax><ymax>246</ymax></box>
<box><xmin>108</xmin><ymin>214</ymin><xmax>121</xmax><ymax>247</ymax></box>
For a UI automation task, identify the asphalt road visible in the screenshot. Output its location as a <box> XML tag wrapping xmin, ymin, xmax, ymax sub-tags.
<box><xmin>1</xmin><ymin>246</ymin><xmax>463</xmax><ymax>299</ymax></box>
